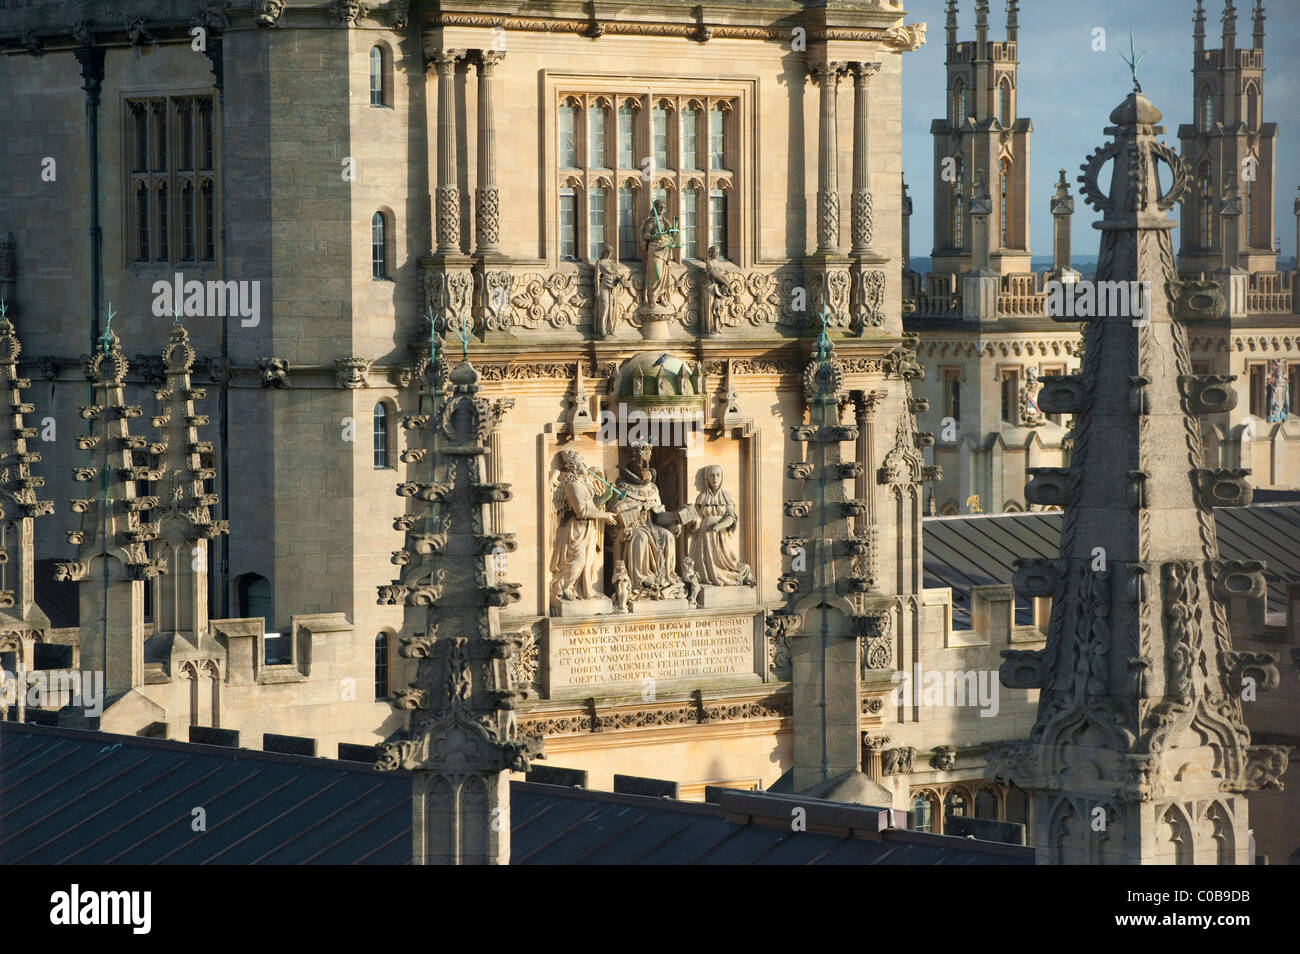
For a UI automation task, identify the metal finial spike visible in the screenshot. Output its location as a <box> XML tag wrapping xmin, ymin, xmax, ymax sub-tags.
<box><xmin>0</xmin><ymin>299</ymin><xmax>7</xmax><ymax>321</ymax></box>
<box><xmin>100</xmin><ymin>302</ymin><xmax>117</xmax><ymax>354</ymax></box>
<box><xmin>1120</xmin><ymin>31</ymin><xmax>1147</xmax><ymax>93</ymax></box>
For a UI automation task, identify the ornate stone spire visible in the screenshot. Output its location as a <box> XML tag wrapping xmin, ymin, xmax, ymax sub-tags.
<box><xmin>147</xmin><ymin>321</ymin><xmax>228</xmax><ymax>649</ymax></box>
<box><xmin>58</xmin><ymin>322</ymin><xmax>164</xmax><ymax>698</ymax></box>
<box><xmin>974</xmin><ymin>0</ymin><xmax>989</xmax><ymax>47</ymax></box>
<box><xmin>1222</xmin><ymin>0</ymin><xmax>1237</xmax><ymax>51</ymax></box>
<box><xmin>1194</xmin><ymin>0</ymin><xmax>1206</xmax><ymax>52</ymax></box>
<box><xmin>375</xmin><ymin>357</ymin><xmax>542</xmax><ymax>864</ymax></box>
<box><xmin>945</xmin><ymin>0</ymin><xmax>958</xmax><ymax>51</ymax></box>
<box><xmin>1049</xmin><ymin>170</ymin><xmax>1079</xmax><ymax>280</ymax></box>
<box><xmin>1252</xmin><ymin>0</ymin><xmax>1264</xmax><ymax>50</ymax></box>
<box><xmin>1005</xmin><ymin>0</ymin><xmax>1019</xmax><ymax>42</ymax></box>
<box><xmin>989</xmin><ymin>91</ymin><xmax>1287</xmax><ymax>864</ymax></box>
<box><xmin>0</xmin><ymin>304</ymin><xmax>53</xmax><ymax>650</ymax></box>
<box><xmin>769</xmin><ymin>316</ymin><xmax>925</xmax><ymax>797</ymax></box>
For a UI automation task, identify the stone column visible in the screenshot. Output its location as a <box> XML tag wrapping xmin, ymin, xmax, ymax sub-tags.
<box><xmin>474</xmin><ymin>51</ymin><xmax>505</xmax><ymax>255</ymax></box>
<box><xmin>849</xmin><ymin>62</ymin><xmax>882</xmax><ymax>256</ymax></box>
<box><xmin>811</xmin><ymin>62</ymin><xmax>845</xmax><ymax>254</ymax></box>
<box><xmin>1293</xmin><ymin>189</ymin><xmax>1299</xmax><ymax>315</ymax></box>
<box><xmin>431</xmin><ymin>49</ymin><xmax>465</xmax><ymax>254</ymax></box>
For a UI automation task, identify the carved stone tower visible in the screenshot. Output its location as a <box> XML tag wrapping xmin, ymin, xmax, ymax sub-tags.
<box><xmin>58</xmin><ymin>329</ymin><xmax>163</xmax><ymax>701</ymax></box>
<box><xmin>0</xmin><ymin>309</ymin><xmax>53</xmax><ymax>720</ymax></box>
<box><xmin>930</xmin><ymin>0</ymin><xmax>1032</xmax><ymax>276</ymax></box>
<box><xmin>771</xmin><ymin>321</ymin><xmax>932</xmax><ymax>799</ymax></box>
<box><xmin>988</xmin><ymin>90</ymin><xmax>1289</xmax><ymax>864</ymax></box>
<box><xmin>1047</xmin><ymin>170</ymin><xmax>1081</xmax><ymax>284</ymax></box>
<box><xmin>376</xmin><ymin>357</ymin><xmax>542</xmax><ymax>864</ymax></box>
<box><xmin>1178</xmin><ymin>1</ymin><xmax>1277</xmax><ymax>275</ymax></box>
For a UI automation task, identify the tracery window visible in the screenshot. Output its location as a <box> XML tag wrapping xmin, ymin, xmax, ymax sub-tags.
<box><xmin>555</xmin><ymin>91</ymin><xmax>736</xmax><ymax>264</ymax></box>
<box><xmin>126</xmin><ymin>95</ymin><xmax>218</xmax><ymax>264</ymax></box>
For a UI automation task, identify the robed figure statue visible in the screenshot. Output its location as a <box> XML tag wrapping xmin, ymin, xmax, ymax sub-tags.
<box><xmin>609</xmin><ymin>442</ymin><xmax>686</xmax><ymax>600</ymax></box>
<box><xmin>550</xmin><ymin>450</ymin><xmax>616</xmax><ymax>602</ymax></box>
<box><xmin>640</xmin><ymin>199</ymin><xmax>675</xmax><ymax>308</ymax></box>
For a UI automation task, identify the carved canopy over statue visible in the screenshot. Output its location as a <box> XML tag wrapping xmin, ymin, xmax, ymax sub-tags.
<box><xmin>609</xmin><ymin>441</ymin><xmax>686</xmax><ymax>600</ymax></box>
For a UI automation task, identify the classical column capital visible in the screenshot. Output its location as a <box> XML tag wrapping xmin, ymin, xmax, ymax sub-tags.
<box><xmin>427</xmin><ymin>47</ymin><xmax>466</xmax><ymax>74</ymax></box>
<box><xmin>476</xmin><ymin>49</ymin><xmax>506</xmax><ymax>74</ymax></box>
<box><xmin>808</xmin><ymin>61</ymin><xmax>846</xmax><ymax>86</ymax></box>
<box><xmin>849</xmin><ymin>61</ymin><xmax>882</xmax><ymax>85</ymax></box>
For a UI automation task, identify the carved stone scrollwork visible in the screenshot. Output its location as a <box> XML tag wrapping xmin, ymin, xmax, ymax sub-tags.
<box><xmin>850</xmin><ymin>269</ymin><xmax>885</xmax><ymax>334</ymax></box>
<box><xmin>856</xmin><ymin>609</ymin><xmax>893</xmax><ymax>673</ymax></box>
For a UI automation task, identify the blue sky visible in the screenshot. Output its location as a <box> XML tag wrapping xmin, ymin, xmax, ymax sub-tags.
<box><xmin>900</xmin><ymin>0</ymin><xmax>1300</xmax><ymax>262</ymax></box>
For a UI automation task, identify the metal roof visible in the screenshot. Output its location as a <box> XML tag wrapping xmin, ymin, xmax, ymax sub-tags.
<box><xmin>0</xmin><ymin>723</ymin><xmax>1030</xmax><ymax>865</ymax></box>
<box><xmin>923</xmin><ymin>503</ymin><xmax>1300</xmax><ymax>629</ymax></box>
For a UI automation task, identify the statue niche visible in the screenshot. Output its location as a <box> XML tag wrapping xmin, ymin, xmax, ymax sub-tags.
<box><xmin>609</xmin><ymin>441</ymin><xmax>688</xmax><ymax>605</ymax></box>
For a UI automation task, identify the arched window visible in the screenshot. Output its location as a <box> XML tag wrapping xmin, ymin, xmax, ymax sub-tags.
<box><xmin>374</xmin><ymin>633</ymin><xmax>390</xmax><ymax>699</ymax></box>
<box><xmin>952</xmin><ymin>79</ymin><xmax>966</xmax><ymax>126</ymax></box>
<box><xmin>237</xmin><ymin>573</ymin><xmax>271</xmax><ymax>623</ymax></box>
<box><xmin>137</xmin><ymin>184</ymin><xmax>150</xmax><ymax>261</ymax></box>
<box><xmin>373</xmin><ymin>403</ymin><xmax>389</xmax><ymax>468</ymax></box>
<box><xmin>1005</xmin><ymin>785</ymin><xmax>1029</xmax><ymax>826</ymax></box>
<box><xmin>944</xmin><ymin>790</ymin><xmax>968</xmax><ymax>820</ymax></box>
<box><xmin>911</xmin><ymin>795</ymin><xmax>932</xmax><ymax>832</ymax></box>
<box><xmin>369</xmin><ymin>47</ymin><xmax>386</xmax><ymax>107</ymax></box>
<box><xmin>1200</xmin><ymin>86</ymin><xmax>1214</xmax><ymax>131</ymax></box>
<box><xmin>182</xmin><ymin>182</ymin><xmax>195</xmax><ymax>260</ymax></box>
<box><xmin>156</xmin><ymin>183</ymin><xmax>168</xmax><ymax>261</ymax></box>
<box><xmin>997</xmin><ymin>78</ymin><xmax>1012</xmax><ymax>126</ymax></box>
<box><xmin>975</xmin><ymin>789</ymin><xmax>999</xmax><ymax>819</ymax></box>
<box><xmin>558</xmin><ymin>100</ymin><xmax>578</xmax><ymax>168</ymax></box>
<box><xmin>681</xmin><ymin>186</ymin><xmax>699</xmax><ymax>259</ymax></box>
<box><xmin>201</xmin><ymin>180</ymin><xmax>215</xmax><ymax>261</ymax></box>
<box><xmin>953</xmin><ymin>160</ymin><xmax>964</xmax><ymax>248</ymax></box>
<box><xmin>371</xmin><ymin>211</ymin><xmax>387</xmax><ymax>278</ymax></box>
<box><xmin>709</xmin><ymin>105</ymin><xmax>726</xmax><ymax>169</ymax></box>
<box><xmin>1198</xmin><ymin>168</ymin><xmax>1214</xmax><ymax>248</ymax></box>
<box><xmin>999</xmin><ymin>160</ymin><xmax>1010</xmax><ymax>248</ymax></box>
<box><xmin>587</xmin><ymin>102</ymin><xmax>607</xmax><ymax>167</ymax></box>
<box><xmin>617</xmin><ymin>184</ymin><xmax>638</xmax><ymax>259</ymax></box>
<box><xmin>1245</xmin><ymin>83</ymin><xmax>1259</xmax><ymax>129</ymax></box>
<box><xmin>587</xmin><ymin>184</ymin><xmax>607</xmax><ymax>260</ymax></box>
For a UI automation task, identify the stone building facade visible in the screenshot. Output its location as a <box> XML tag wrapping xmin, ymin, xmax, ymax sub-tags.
<box><xmin>0</xmin><ymin>0</ymin><xmax>1293</xmax><ymax>864</ymax></box>
<box><xmin>905</xmin><ymin>0</ymin><xmax>1298</xmax><ymax>516</ymax></box>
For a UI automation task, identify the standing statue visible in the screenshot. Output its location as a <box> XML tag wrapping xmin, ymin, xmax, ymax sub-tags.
<box><xmin>640</xmin><ymin>199</ymin><xmax>677</xmax><ymax>308</ymax></box>
<box><xmin>685</xmin><ymin>464</ymin><xmax>754</xmax><ymax>587</ymax></box>
<box><xmin>609</xmin><ymin>441</ymin><xmax>686</xmax><ymax>600</ymax></box>
<box><xmin>612</xmin><ymin>560</ymin><xmax>631</xmax><ymax>613</ymax></box>
<box><xmin>1022</xmin><ymin>366</ymin><xmax>1045</xmax><ymax>426</ymax></box>
<box><xmin>698</xmin><ymin>245</ymin><xmax>734</xmax><ymax>336</ymax></box>
<box><xmin>594</xmin><ymin>247</ymin><xmax>630</xmax><ymax>338</ymax></box>
<box><xmin>1266</xmin><ymin>359</ymin><xmax>1290</xmax><ymax>422</ymax></box>
<box><xmin>681</xmin><ymin>556</ymin><xmax>702</xmax><ymax>604</ymax></box>
<box><xmin>550</xmin><ymin>450</ymin><xmax>616</xmax><ymax>603</ymax></box>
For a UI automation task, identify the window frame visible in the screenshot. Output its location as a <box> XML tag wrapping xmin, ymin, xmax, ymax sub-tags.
<box><xmin>551</xmin><ymin>86</ymin><xmax>739</xmax><ymax>267</ymax></box>
<box><xmin>124</xmin><ymin>92</ymin><xmax>219</xmax><ymax>267</ymax></box>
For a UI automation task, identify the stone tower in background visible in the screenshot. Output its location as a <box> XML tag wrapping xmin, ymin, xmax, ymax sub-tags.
<box><xmin>930</xmin><ymin>0</ymin><xmax>1031</xmax><ymax>276</ymax></box>
<box><xmin>1178</xmin><ymin>1</ymin><xmax>1278</xmax><ymax>276</ymax></box>
<box><xmin>987</xmin><ymin>89</ymin><xmax>1289</xmax><ymax>864</ymax></box>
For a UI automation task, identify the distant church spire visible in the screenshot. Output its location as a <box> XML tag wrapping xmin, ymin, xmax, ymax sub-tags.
<box><xmin>975</xmin><ymin>0</ymin><xmax>989</xmax><ymax>46</ymax></box>
<box><xmin>1222</xmin><ymin>0</ymin><xmax>1236</xmax><ymax>52</ymax></box>
<box><xmin>1193</xmin><ymin>0</ymin><xmax>1206</xmax><ymax>53</ymax></box>
<box><xmin>945</xmin><ymin>0</ymin><xmax>958</xmax><ymax>51</ymax></box>
<box><xmin>1252</xmin><ymin>0</ymin><xmax>1264</xmax><ymax>50</ymax></box>
<box><xmin>1006</xmin><ymin>0</ymin><xmax>1019</xmax><ymax>42</ymax></box>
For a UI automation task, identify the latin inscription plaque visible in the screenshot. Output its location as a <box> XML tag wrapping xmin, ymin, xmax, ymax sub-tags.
<box><xmin>545</xmin><ymin>610</ymin><xmax>761</xmax><ymax>695</ymax></box>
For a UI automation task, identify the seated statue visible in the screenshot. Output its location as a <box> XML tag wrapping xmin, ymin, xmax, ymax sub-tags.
<box><xmin>609</xmin><ymin>442</ymin><xmax>686</xmax><ymax>601</ymax></box>
<box><xmin>686</xmin><ymin>464</ymin><xmax>754</xmax><ymax>587</ymax></box>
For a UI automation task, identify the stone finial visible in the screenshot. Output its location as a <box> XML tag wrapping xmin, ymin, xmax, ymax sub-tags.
<box><xmin>1050</xmin><ymin>169</ymin><xmax>1074</xmax><ymax>215</ymax></box>
<box><xmin>1194</xmin><ymin>0</ymin><xmax>1206</xmax><ymax>51</ymax></box>
<box><xmin>1252</xmin><ymin>0</ymin><xmax>1264</xmax><ymax>50</ymax></box>
<box><xmin>974</xmin><ymin>0</ymin><xmax>989</xmax><ymax>39</ymax></box>
<box><xmin>1222</xmin><ymin>0</ymin><xmax>1237</xmax><ymax>48</ymax></box>
<box><xmin>945</xmin><ymin>0</ymin><xmax>958</xmax><ymax>47</ymax></box>
<box><xmin>1006</xmin><ymin>0</ymin><xmax>1019</xmax><ymax>42</ymax></box>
